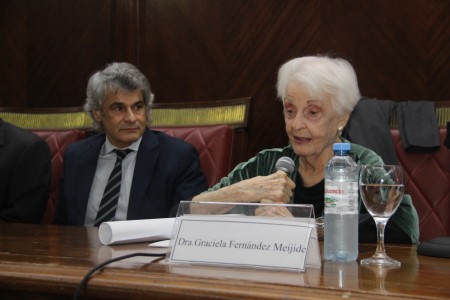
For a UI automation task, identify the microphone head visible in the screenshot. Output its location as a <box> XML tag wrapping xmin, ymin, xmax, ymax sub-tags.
<box><xmin>275</xmin><ymin>156</ymin><xmax>295</xmax><ymax>176</ymax></box>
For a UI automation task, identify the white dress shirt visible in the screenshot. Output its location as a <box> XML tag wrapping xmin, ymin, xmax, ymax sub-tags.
<box><xmin>84</xmin><ymin>137</ymin><xmax>141</xmax><ymax>226</ymax></box>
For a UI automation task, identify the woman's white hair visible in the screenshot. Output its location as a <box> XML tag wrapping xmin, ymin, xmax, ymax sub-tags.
<box><xmin>276</xmin><ymin>55</ymin><xmax>360</xmax><ymax>116</ymax></box>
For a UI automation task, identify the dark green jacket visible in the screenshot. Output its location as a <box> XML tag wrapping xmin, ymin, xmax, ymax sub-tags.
<box><xmin>206</xmin><ymin>142</ymin><xmax>420</xmax><ymax>244</ymax></box>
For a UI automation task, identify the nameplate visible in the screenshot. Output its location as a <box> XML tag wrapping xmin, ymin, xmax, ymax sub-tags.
<box><xmin>168</xmin><ymin>215</ymin><xmax>320</xmax><ymax>272</ymax></box>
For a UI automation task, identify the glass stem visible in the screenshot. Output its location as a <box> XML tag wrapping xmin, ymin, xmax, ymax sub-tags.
<box><xmin>374</xmin><ymin>217</ymin><xmax>387</xmax><ymax>255</ymax></box>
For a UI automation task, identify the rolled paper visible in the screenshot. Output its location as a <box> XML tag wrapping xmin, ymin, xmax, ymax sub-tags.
<box><xmin>98</xmin><ymin>218</ymin><xmax>175</xmax><ymax>245</ymax></box>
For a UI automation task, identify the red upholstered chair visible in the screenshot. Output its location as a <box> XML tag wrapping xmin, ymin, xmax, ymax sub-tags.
<box><xmin>150</xmin><ymin>98</ymin><xmax>250</xmax><ymax>187</ymax></box>
<box><xmin>0</xmin><ymin>107</ymin><xmax>93</xmax><ymax>224</ymax></box>
<box><xmin>153</xmin><ymin>125</ymin><xmax>234</xmax><ymax>187</ymax></box>
<box><xmin>33</xmin><ymin>130</ymin><xmax>86</xmax><ymax>224</ymax></box>
<box><xmin>391</xmin><ymin>128</ymin><xmax>450</xmax><ymax>241</ymax></box>
<box><xmin>389</xmin><ymin>102</ymin><xmax>450</xmax><ymax>241</ymax></box>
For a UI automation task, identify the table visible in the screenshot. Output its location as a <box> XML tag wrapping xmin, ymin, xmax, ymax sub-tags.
<box><xmin>0</xmin><ymin>223</ymin><xmax>449</xmax><ymax>299</ymax></box>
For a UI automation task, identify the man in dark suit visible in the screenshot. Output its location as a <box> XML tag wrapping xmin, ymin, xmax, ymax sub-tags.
<box><xmin>54</xmin><ymin>62</ymin><xmax>207</xmax><ymax>226</ymax></box>
<box><xmin>0</xmin><ymin>118</ymin><xmax>51</xmax><ymax>223</ymax></box>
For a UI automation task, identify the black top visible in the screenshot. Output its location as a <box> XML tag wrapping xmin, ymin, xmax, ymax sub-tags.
<box><xmin>293</xmin><ymin>175</ymin><xmax>324</xmax><ymax>218</ymax></box>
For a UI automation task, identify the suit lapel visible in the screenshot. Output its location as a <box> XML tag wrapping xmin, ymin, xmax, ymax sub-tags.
<box><xmin>75</xmin><ymin>134</ymin><xmax>104</xmax><ymax>221</ymax></box>
<box><xmin>127</xmin><ymin>130</ymin><xmax>159</xmax><ymax>219</ymax></box>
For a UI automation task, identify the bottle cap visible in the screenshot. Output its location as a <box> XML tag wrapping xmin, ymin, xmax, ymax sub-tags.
<box><xmin>333</xmin><ymin>143</ymin><xmax>351</xmax><ymax>151</ymax></box>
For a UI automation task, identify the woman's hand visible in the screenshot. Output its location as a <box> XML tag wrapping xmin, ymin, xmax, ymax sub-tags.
<box><xmin>232</xmin><ymin>171</ymin><xmax>296</xmax><ymax>203</ymax></box>
<box><xmin>191</xmin><ymin>171</ymin><xmax>295</xmax><ymax>214</ymax></box>
<box><xmin>255</xmin><ymin>199</ymin><xmax>294</xmax><ymax>217</ymax></box>
<box><xmin>193</xmin><ymin>170</ymin><xmax>295</xmax><ymax>204</ymax></box>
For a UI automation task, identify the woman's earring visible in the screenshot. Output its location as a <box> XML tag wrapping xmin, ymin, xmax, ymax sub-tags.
<box><xmin>338</xmin><ymin>126</ymin><xmax>343</xmax><ymax>134</ymax></box>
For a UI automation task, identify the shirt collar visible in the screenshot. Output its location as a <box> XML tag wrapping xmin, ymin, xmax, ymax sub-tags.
<box><xmin>103</xmin><ymin>136</ymin><xmax>142</xmax><ymax>155</ymax></box>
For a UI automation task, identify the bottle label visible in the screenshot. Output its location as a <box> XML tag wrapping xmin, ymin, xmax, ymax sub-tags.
<box><xmin>324</xmin><ymin>180</ymin><xmax>358</xmax><ymax>214</ymax></box>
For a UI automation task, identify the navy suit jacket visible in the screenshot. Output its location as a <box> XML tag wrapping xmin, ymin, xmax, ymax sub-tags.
<box><xmin>54</xmin><ymin>129</ymin><xmax>207</xmax><ymax>225</ymax></box>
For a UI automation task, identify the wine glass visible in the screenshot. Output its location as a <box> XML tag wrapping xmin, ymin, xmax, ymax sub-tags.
<box><xmin>359</xmin><ymin>165</ymin><xmax>404</xmax><ymax>267</ymax></box>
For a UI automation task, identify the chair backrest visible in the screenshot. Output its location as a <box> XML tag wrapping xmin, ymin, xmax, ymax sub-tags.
<box><xmin>344</xmin><ymin>99</ymin><xmax>450</xmax><ymax>242</ymax></box>
<box><xmin>389</xmin><ymin>101</ymin><xmax>450</xmax><ymax>241</ymax></box>
<box><xmin>150</xmin><ymin>97</ymin><xmax>250</xmax><ymax>129</ymax></box>
<box><xmin>150</xmin><ymin>97</ymin><xmax>251</xmax><ymax>182</ymax></box>
<box><xmin>153</xmin><ymin>125</ymin><xmax>234</xmax><ymax>187</ymax></box>
<box><xmin>33</xmin><ymin>130</ymin><xmax>87</xmax><ymax>224</ymax></box>
<box><xmin>0</xmin><ymin>97</ymin><xmax>251</xmax><ymax>130</ymax></box>
<box><xmin>391</xmin><ymin>128</ymin><xmax>450</xmax><ymax>241</ymax></box>
<box><xmin>0</xmin><ymin>107</ymin><xmax>92</xmax><ymax>224</ymax></box>
<box><xmin>390</xmin><ymin>101</ymin><xmax>450</xmax><ymax>241</ymax></box>
<box><xmin>0</xmin><ymin>106</ymin><xmax>93</xmax><ymax>130</ymax></box>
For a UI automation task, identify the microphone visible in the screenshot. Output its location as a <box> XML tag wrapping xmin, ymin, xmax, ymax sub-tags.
<box><xmin>275</xmin><ymin>156</ymin><xmax>295</xmax><ymax>176</ymax></box>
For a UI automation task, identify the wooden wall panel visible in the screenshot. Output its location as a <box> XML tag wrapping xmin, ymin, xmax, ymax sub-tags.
<box><xmin>0</xmin><ymin>0</ymin><xmax>114</xmax><ymax>107</ymax></box>
<box><xmin>140</xmin><ymin>0</ymin><xmax>227</xmax><ymax>101</ymax></box>
<box><xmin>111</xmin><ymin>0</ymin><xmax>141</xmax><ymax>64</ymax></box>
<box><xmin>0</xmin><ymin>0</ymin><xmax>449</xmax><ymax>163</ymax></box>
<box><xmin>139</xmin><ymin>0</ymin><xmax>450</xmax><ymax>160</ymax></box>
<box><xmin>0</xmin><ymin>1</ymin><xmax>28</xmax><ymax>105</ymax></box>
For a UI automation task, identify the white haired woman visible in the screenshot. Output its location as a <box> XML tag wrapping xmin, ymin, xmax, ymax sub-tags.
<box><xmin>193</xmin><ymin>55</ymin><xmax>419</xmax><ymax>244</ymax></box>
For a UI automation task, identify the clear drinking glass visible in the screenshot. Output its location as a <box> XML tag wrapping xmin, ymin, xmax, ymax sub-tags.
<box><xmin>359</xmin><ymin>165</ymin><xmax>404</xmax><ymax>267</ymax></box>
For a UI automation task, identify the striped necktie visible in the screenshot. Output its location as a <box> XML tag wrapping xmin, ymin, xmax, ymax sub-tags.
<box><xmin>94</xmin><ymin>149</ymin><xmax>132</xmax><ymax>227</ymax></box>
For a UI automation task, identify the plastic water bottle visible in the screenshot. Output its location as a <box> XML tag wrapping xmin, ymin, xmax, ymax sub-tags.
<box><xmin>324</xmin><ymin>143</ymin><xmax>359</xmax><ymax>261</ymax></box>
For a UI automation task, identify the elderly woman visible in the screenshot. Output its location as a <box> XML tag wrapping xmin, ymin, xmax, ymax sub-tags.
<box><xmin>193</xmin><ymin>55</ymin><xmax>419</xmax><ymax>244</ymax></box>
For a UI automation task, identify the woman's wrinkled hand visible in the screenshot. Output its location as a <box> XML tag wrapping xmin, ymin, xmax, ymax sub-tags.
<box><xmin>234</xmin><ymin>171</ymin><xmax>296</xmax><ymax>203</ymax></box>
<box><xmin>255</xmin><ymin>199</ymin><xmax>294</xmax><ymax>217</ymax></box>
